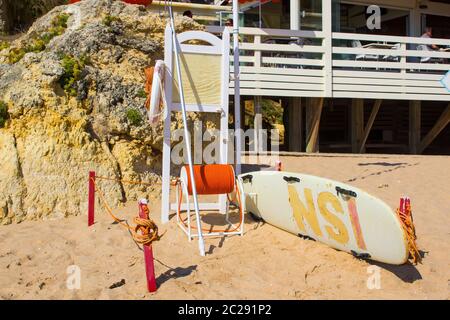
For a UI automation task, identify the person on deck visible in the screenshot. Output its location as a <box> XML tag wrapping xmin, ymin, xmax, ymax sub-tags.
<box><xmin>421</xmin><ymin>27</ymin><xmax>439</xmax><ymax>51</ymax></box>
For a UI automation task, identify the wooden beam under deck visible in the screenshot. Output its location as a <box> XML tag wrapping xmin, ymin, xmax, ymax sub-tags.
<box><xmin>418</xmin><ymin>103</ymin><xmax>450</xmax><ymax>154</ymax></box>
<box><xmin>288</xmin><ymin>97</ymin><xmax>302</xmax><ymax>152</ymax></box>
<box><xmin>409</xmin><ymin>101</ymin><xmax>421</xmax><ymax>154</ymax></box>
<box><xmin>359</xmin><ymin>99</ymin><xmax>382</xmax><ymax>153</ymax></box>
<box><xmin>351</xmin><ymin>99</ymin><xmax>364</xmax><ymax>153</ymax></box>
<box><xmin>306</xmin><ymin>98</ymin><xmax>324</xmax><ymax>153</ymax></box>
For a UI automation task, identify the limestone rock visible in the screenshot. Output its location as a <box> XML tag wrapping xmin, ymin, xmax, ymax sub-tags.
<box><xmin>0</xmin><ymin>0</ymin><xmax>207</xmax><ymax>224</ymax></box>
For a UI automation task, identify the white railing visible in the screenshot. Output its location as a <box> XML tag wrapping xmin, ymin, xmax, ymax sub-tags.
<box><xmin>206</xmin><ymin>26</ymin><xmax>450</xmax><ymax>101</ymax></box>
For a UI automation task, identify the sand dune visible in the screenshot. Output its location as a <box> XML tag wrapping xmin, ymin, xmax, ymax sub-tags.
<box><xmin>0</xmin><ymin>154</ymin><xmax>449</xmax><ymax>299</ymax></box>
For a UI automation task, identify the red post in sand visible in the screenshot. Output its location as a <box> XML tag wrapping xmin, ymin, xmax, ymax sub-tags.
<box><xmin>276</xmin><ymin>160</ymin><xmax>282</xmax><ymax>171</ymax></box>
<box><xmin>138</xmin><ymin>200</ymin><xmax>157</xmax><ymax>293</ymax></box>
<box><xmin>88</xmin><ymin>171</ymin><xmax>95</xmax><ymax>226</ymax></box>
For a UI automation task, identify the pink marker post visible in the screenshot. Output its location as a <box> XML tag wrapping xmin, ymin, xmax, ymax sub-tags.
<box><xmin>138</xmin><ymin>199</ymin><xmax>157</xmax><ymax>293</ymax></box>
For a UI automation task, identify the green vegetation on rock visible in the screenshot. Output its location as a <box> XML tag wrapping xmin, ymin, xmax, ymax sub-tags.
<box><xmin>0</xmin><ymin>101</ymin><xmax>9</xmax><ymax>128</ymax></box>
<box><xmin>126</xmin><ymin>108</ymin><xmax>143</xmax><ymax>126</ymax></box>
<box><xmin>0</xmin><ymin>41</ymin><xmax>10</xmax><ymax>51</ymax></box>
<box><xmin>7</xmin><ymin>48</ymin><xmax>27</xmax><ymax>64</ymax></box>
<box><xmin>137</xmin><ymin>88</ymin><xmax>147</xmax><ymax>99</ymax></box>
<box><xmin>6</xmin><ymin>13</ymin><xmax>70</xmax><ymax>64</ymax></box>
<box><xmin>102</xmin><ymin>15</ymin><xmax>121</xmax><ymax>27</ymax></box>
<box><xmin>59</xmin><ymin>54</ymin><xmax>89</xmax><ymax>97</ymax></box>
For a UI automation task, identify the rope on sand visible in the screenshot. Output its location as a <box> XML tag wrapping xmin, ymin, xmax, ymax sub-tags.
<box><xmin>397</xmin><ymin>197</ymin><xmax>421</xmax><ymax>264</ymax></box>
<box><xmin>91</xmin><ymin>176</ymin><xmax>165</xmax><ymax>246</ymax></box>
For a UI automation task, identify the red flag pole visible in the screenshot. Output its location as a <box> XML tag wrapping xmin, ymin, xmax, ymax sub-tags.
<box><xmin>138</xmin><ymin>199</ymin><xmax>157</xmax><ymax>293</ymax></box>
<box><xmin>88</xmin><ymin>171</ymin><xmax>95</xmax><ymax>226</ymax></box>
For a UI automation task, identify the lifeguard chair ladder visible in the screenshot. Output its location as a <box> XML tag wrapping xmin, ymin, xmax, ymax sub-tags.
<box><xmin>161</xmin><ymin>26</ymin><xmax>233</xmax><ymax>228</ymax></box>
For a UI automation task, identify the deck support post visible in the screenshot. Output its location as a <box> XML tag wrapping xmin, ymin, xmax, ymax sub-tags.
<box><xmin>306</xmin><ymin>97</ymin><xmax>324</xmax><ymax>153</ymax></box>
<box><xmin>290</xmin><ymin>0</ymin><xmax>300</xmax><ymax>31</ymax></box>
<box><xmin>288</xmin><ymin>97</ymin><xmax>302</xmax><ymax>152</ymax></box>
<box><xmin>418</xmin><ymin>102</ymin><xmax>450</xmax><ymax>154</ymax></box>
<box><xmin>409</xmin><ymin>100</ymin><xmax>421</xmax><ymax>154</ymax></box>
<box><xmin>351</xmin><ymin>99</ymin><xmax>364</xmax><ymax>153</ymax></box>
<box><xmin>359</xmin><ymin>99</ymin><xmax>382</xmax><ymax>153</ymax></box>
<box><xmin>254</xmin><ymin>96</ymin><xmax>263</xmax><ymax>153</ymax></box>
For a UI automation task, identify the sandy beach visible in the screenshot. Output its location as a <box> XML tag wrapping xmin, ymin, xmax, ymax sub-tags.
<box><xmin>0</xmin><ymin>154</ymin><xmax>449</xmax><ymax>300</ymax></box>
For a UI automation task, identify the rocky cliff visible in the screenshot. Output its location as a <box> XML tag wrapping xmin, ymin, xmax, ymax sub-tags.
<box><xmin>0</xmin><ymin>0</ymin><xmax>207</xmax><ymax>224</ymax></box>
<box><xmin>0</xmin><ymin>0</ymin><xmax>68</xmax><ymax>34</ymax></box>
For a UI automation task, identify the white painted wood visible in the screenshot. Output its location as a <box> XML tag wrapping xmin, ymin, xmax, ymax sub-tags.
<box><xmin>333</xmin><ymin>84</ymin><xmax>449</xmax><ymax>94</ymax></box>
<box><xmin>230</xmin><ymin>56</ymin><xmax>254</xmax><ymax>63</ymax></box>
<box><xmin>262</xmin><ymin>57</ymin><xmax>324</xmax><ymax>66</ymax></box>
<box><xmin>211</xmin><ymin>26</ymin><xmax>450</xmax><ymax>101</ymax></box>
<box><xmin>322</xmin><ymin>0</ymin><xmax>333</xmax><ymax>97</ymax></box>
<box><xmin>333</xmin><ymin>77</ymin><xmax>445</xmax><ymax>88</ymax></box>
<box><xmin>239</xmin><ymin>67</ymin><xmax>324</xmax><ymax>76</ymax></box>
<box><xmin>233</xmin><ymin>81</ymin><xmax>323</xmax><ymax>91</ymax></box>
<box><xmin>230</xmin><ymin>88</ymin><xmax>325</xmax><ymax>97</ymax></box>
<box><xmin>178</xmin><ymin>31</ymin><xmax>223</xmax><ymax>48</ymax></box>
<box><xmin>239</xmin><ymin>42</ymin><xmax>326</xmax><ymax>53</ymax></box>
<box><xmin>333</xmin><ymin>91</ymin><xmax>450</xmax><ymax>101</ymax></box>
<box><xmin>254</xmin><ymin>35</ymin><xmax>262</xmax><ymax>68</ymax></box>
<box><xmin>180</xmin><ymin>44</ymin><xmax>223</xmax><ymax>55</ymax></box>
<box><xmin>254</xmin><ymin>96</ymin><xmax>262</xmax><ymax>153</ymax></box>
<box><xmin>333</xmin><ymin>32</ymin><xmax>450</xmax><ymax>46</ymax></box>
<box><xmin>333</xmin><ymin>60</ymin><xmax>450</xmax><ymax>71</ymax></box>
<box><xmin>290</xmin><ymin>0</ymin><xmax>300</xmax><ymax>31</ymax></box>
<box><xmin>333</xmin><ymin>47</ymin><xmax>450</xmax><ymax>59</ymax></box>
<box><xmin>238</xmin><ymin>73</ymin><xmax>324</xmax><ymax>84</ymax></box>
<box><xmin>238</xmin><ymin>171</ymin><xmax>409</xmax><ymax>265</ymax></box>
<box><xmin>171</xmin><ymin>103</ymin><xmax>228</xmax><ymax>113</ymax></box>
<box><xmin>207</xmin><ymin>26</ymin><xmax>325</xmax><ymax>38</ymax></box>
<box><xmin>333</xmin><ymin>70</ymin><xmax>445</xmax><ymax>80</ymax></box>
<box><xmin>161</xmin><ymin>26</ymin><xmax>232</xmax><ymax>224</ymax></box>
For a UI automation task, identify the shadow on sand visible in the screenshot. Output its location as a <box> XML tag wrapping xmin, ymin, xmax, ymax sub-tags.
<box><xmin>156</xmin><ymin>264</ymin><xmax>197</xmax><ymax>286</ymax></box>
<box><xmin>357</xmin><ymin>162</ymin><xmax>409</xmax><ymax>167</ymax></box>
<box><xmin>367</xmin><ymin>250</ymin><xmax>427</xmax><ymax>283</ymax></box>
<box><xmin>241</xmin><ymin>163</ymin><xmax>272</xmax><ymax>173</ymax></box>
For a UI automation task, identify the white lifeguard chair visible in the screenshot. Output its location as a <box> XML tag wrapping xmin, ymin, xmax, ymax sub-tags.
<box><xmin>161</xmin><ymin>25</ymin><xmax>234</xmax><ymax>228</ymax></box>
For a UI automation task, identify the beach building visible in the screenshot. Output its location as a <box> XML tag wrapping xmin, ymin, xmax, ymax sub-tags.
<box><xmin>148</xmin><ymin>0</ymin><xmax>450</xmax><ymax>155</ymax></box>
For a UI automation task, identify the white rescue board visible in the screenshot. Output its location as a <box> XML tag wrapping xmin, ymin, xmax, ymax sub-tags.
<box><xmin>237</xmin><ymin>171</ymin><xmax>409</xmax><ymax>265</ymax></box>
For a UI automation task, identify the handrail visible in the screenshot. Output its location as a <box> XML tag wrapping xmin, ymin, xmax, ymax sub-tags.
<box><xmin>207</xmin><ymin>26</ymin><xmax>325</xmax><ymax>38</ymax></box>
<box><xmin>333</xmin><ymin>32</ymin><xmax>450</xmax><ymax>46</ymax></box>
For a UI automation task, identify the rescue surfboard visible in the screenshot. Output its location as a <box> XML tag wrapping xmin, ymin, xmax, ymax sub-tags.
<box><xmin>237</xmin><ymin>171</ymin><xmax>409</xmax><ymax>265</ymax></box>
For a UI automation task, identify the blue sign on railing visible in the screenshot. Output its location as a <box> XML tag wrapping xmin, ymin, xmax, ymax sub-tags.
<box><xmin>441</xmin><ymin>71</ymin><xmax>450</xmax><ymax>92</ymax></box>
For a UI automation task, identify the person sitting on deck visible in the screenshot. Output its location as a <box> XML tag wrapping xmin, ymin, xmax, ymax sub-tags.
<box><xmin>420</xmin><ymin>27</ymin><xmax>439</xmax><ymax>51</ymax></box>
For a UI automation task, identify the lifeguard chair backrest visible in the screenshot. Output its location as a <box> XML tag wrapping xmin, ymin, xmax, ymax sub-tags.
<box><xmin>164</xmin><ymin>26</ymin><xmax>230</xmax><ymax>113</ymax></box>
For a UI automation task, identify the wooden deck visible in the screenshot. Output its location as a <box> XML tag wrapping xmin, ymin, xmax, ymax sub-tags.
<box><xmin>207</xmin><ymin>26</ymin><xmax>450</xmax><ymax>102</ymax></box>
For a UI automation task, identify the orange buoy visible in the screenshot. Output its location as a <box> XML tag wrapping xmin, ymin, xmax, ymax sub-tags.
<box><xmin>181</xmin><ymin>164</ymin><xmax>235</xmax><ymax>196</ymax></box>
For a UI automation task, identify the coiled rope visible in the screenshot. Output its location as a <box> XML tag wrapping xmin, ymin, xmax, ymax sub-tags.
<box><xmin>91</xmin><ymin>176</ymin><xmax>164</xmax><ymax>246</ymax></box>
<box><xmin>396</xmin><ymin>199</ymin><xmax>421</xmax><ymax>264</ymax></box>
